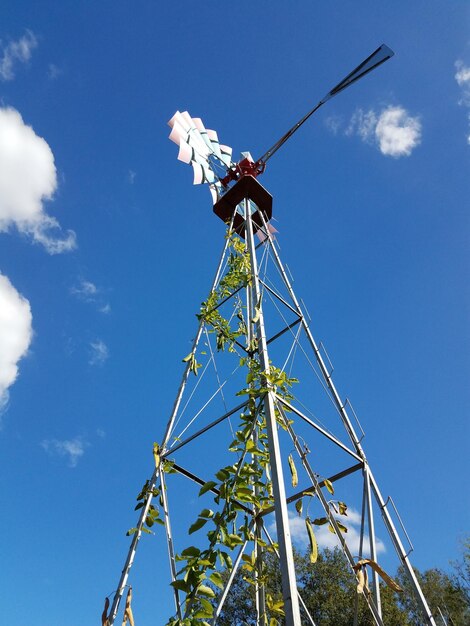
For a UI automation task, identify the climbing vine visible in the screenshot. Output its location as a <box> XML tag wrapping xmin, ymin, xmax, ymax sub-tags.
<box><xmin>122</xmin><ymin>227</ymin><xmax>357</xmax><ymax>626</ymax></box>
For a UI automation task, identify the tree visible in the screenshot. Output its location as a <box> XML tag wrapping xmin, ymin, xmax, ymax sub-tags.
<box><xmin>215</xmin><ymin>547</ymin><xmax>408</xmax><ymax>625</ymax></box>
<box><xmin>214</xmin><ymin>546</ymin><xmax>470</xmax><ymax>625</ymax></box>
<box><xmin>396</xmin><ymin>565</ymin><xmax>469</xmax><ymax>626</ymax></box>
<box><xmin>296</xmin><ymin>548</ymin><xmax>409</xmax><ymax>626</ymax></box>
<box><xmin>451</xmin><ymin>536</ymin><xmax>470</xmax><ymax>607</ymax></box>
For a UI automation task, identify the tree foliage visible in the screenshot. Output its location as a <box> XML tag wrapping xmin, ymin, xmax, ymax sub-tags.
<box><xmin>214</xmin><ymin>546</ymin><xmax>469</xmax><ymax>626</ymax></box>
<box><xmin>396</xmin><ymin>562</ymin><xmax>470</xmax><ymax>626</ymax></box>
<box><xmin>451</xmin><ymin>536</ymin><xmax>470</xmax><ymax>608</ymax></box>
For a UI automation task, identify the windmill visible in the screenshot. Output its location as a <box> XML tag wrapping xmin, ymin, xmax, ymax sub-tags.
<box><xmin>104</xmin><ymin>45</ymin><xmax>438</xmax><ymax>626</ymax></box>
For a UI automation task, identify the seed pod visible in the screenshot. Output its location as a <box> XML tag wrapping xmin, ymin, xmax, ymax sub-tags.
<box><xmin>356</xmin><ymin>567</ymin><xmax>365</xmax><ymax>594</ymax></box>
<box><xmin>102</xmin><ymin>597</ymin><xmax>110</xmax><ymax>626</ymax></box>
<box><xmin>288</xmin><ymin>454</ymin><xmax>298</xmax><ymax>488</ymax></box>
<box><xmin>305</xmin><ymin>517</ymin><xmax>318</xmax><ymax>564</ymax></box>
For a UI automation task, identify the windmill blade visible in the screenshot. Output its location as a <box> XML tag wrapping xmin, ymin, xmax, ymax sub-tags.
<box><xmin>192</xmin><ymin>161</ymin><xmax>216</xmax><ymax>185</ymax></box>
<box><xmin>192</xmin><ymin>117</ymin><xmax>216</xmax><ymax>152</ymax></box>
<box><xmin>219</xmin><ymin>144</ymin><xmax>233</xmax><ymax>168</ymax></box>
<box><xmin>177</xmin><ymin>140</ymin><xmax>193</xmax><ymax>164</ymax></box>
<box><xmin>256</xmin><ymin>44</ymin><xmax>394</xmax><ymax>166</ymax></box>
<box><xmin>168</xmin><ymin>110</ymin><xmax>234</xmax><ymax>189</ymax></box>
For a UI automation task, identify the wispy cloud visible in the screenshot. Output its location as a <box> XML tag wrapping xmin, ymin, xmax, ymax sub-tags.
<box><xmin>455</xmin><ymin>60</ymin><xmax>470</xmax><ymax>144</ymax></box>
<box><xmin>325</xmin><ymin>115</ymin><xmax>342</xmax><ymax>136</ymax></box>
<box><xmin>70</xmin><ymin>279</ymin><xmax>98</xmax><ymax>299</ymax></box>
<box><xmin>0</xmin><ymin>107</ymin><xmax>76</xmax><ymax>253</ymax></box>
<box><xmin>70</xmin><ymin>278</ymin><xmax>110</xmax><ymax>313</ymax></box>
<box><xmin>128</xmin><ymin>170</ymin><xmax>136</xmax><ymax>184</ymax></box>
<box><xmin>327</xmin><ymin>105</ymin><xmax>421</xmax><ymax>158</ymax></box>
<box><xmin>47</xmin><ymin>63</ymin><xmax>62</xmax><ymax>80</ymax></box>
<box><xmin>41</xmin><ymin>436</ymin><xmax>87</xmax><ymax>467</ymax></box>
<box><xmin>0</xmin><ymin>273</ymin><xmax>33</xmax><ymax>419</ymax></box>
<box><xmin>89</xmin><ymin>339</ymin><xmax>109</xmax><ymax>366</ymax></box>
<box><xmin>0</xmin><ymin>30</ymin><xmax>37</xmax><ymax>81</ymax></box>
<box><xmin>455</xmin><ymin>61</ymin><xmax>470</xmax><ymax>95</ymax></box>
<box><xmin>270</xmin><ymin>508</ymin><xmax>385</xmax><ymax>558</ymax></box>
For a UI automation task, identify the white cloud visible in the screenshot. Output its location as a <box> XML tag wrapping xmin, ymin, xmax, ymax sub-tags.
<box><xmin>0</xmin><ymin>273</ymin><xmax>33</xmax><ymax>415</ymax></box>
<box><xmin>128</xmin><ymin>169</ymin><xmax>136</xmax><ymax>184</ymax></box>
<box><xmin>0</xmin><ymin>30</ymin><xmax>37</xmax><ymax>81</ymax></box>
<box><xmin>41</xmin><ymin>436</ymin><xmax>87</xmax><ymax>467</ymax></box>
<box><xmin>89</xmin><ymin>339</ymin><xmax>109</xmax><ymax>366</ymax></box>
<box><xmin>0</xmin><ymin>107</ymin><xmax>77</xmax><ymax>253</ymax></box>
<box><xmin>328</xmin><ymin>105</ymin><xmax>421</xmax><ymax>158</ymax></box>
<box><xmin>346</xmin><ymin>109</ymin><xmax>378</xmax><ymax>142</ymax></box>
<box><xmin>70</xmin><ymin>278</ymin><xmax>110</xmax><ymax>313</ymax></box>
<box><xmin>455</xmin><ymin>60</ymin><xmax>470</xmax><ymax>144</ymax></box>
<box><xmin>325</xmin><ymin>115</ymin><xmax>343</xmax><ymax>135</ymax></box>
<box><xmin>70</xmin><ymin>278</ymin><xmax>98</xmax><ymax>300</ymax></box>
<box><xmin>374</xmin><ymin>107</ymin><xmax>421</xmax><ymax>157</ymax></box>
<box><xmin>47</xmin><ymin>63</ymin><xmax>62</xmax><ymax>80</ymax></box>
<box><xmin>270</xmin><ymin>508</ymin><xmax>385</xmax><ymax>558</ymax></box>
<box><xmin>455</xmin><ymin>60</ymin><xmax>470</xmax><ymax>90</ymax></box>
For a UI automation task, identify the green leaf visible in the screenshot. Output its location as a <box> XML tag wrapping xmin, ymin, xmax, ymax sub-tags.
<box><xmin>199</xmin><ymin>480</ymin><xmax>217</xmax><ymax>496</ymax></box>
<box><xmin>313</xmin><ymin>517</ymin><xmax>329</xmax><ymax>526</ymax></box>
<box><xmin>245</xmin><ymin>439</ymin><xmax>256</xmax><ymax>453</ymax></box>
<box><xmin>218</xmin><ymin>551</ymin><xmax>232</xmax><ymax>570</ymax></box>
<box><xmin>197</xmin><ymin>584</ymin><xmax>215</xmax><ymax>598</ymax></box>
<box><xmin>324</xmin><ymin>479</ymin><xmax>334</xmax><ymax>494</ymax></box>
<box><xmin>182</xmin><ymin>353</ymin><xmax>192</xmax><ymax>362</ymax></box>
<box><xmin>180</xmin><ymin>546</ymin><xmax>201</xmax><ymax>558</ymax></box>
<box><xmin>193</xmin><ymin>597</ymin><xmax>214</xmax><ymax>618</ymax></box>
<box><xmin>225</xmin><ymin>533</ymin><xmax>244</xmax><ymax>548</ymax></box>
<box><xmin>338</xmin><ymin>501</ymin><xmax>348</xmax><ymax>516</ymax></box>
<box><xmin>170</xmin><ymin>579</ymin><xmax>190</xmax><ymax>593</ymax></box>
<box><xmin>295</xmin><ymin>498</ymin><xmax>303</xmax><ymax>517</ymax></box>
<box><xmin>209</xmin><ymin>571</ymin><xmax>224</xmax><ymax>589</ymax></box>
<box><xmin>199</xmin><ymin>508</ymin><xmax>214</xmax><ymax>519</ymax></box>
<box><xmin>126</xmin><ymin>527</ymin><xmax>138</xmax><ymax>536</ymax></box>
<box><xmin>162</xmin><ymin>459</ymin><xmax>176</xmax><ymax>474</ymax></box>
<box><xmin>215</xmin><ymin>468</ymin><xmax>230</xmax><ymax>481</ymax></box>
<box><xmin>336</xmin><ymin>521</ymin><xmax>348</xmax><ymax>533</ymax></box>
<box><xmin>189</xmin><ymin>517</ymin><xmax>208</xmax><ymax>534</ymax></box>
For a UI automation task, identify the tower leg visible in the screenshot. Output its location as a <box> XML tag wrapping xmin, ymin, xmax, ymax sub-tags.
<box><xmin>365</xmin><ymin>466</ymin><xmax>382</xmax><ymax>617</ymax></box>
<box><xmin>160</xmin><ymin>471</ymin><xmax>182</xmax><ymax>620</ymax></box>
<box><xmin>258</xmin><ymin>210</ymin><xmax>437</xmax><ymax>626</ymax></box>
<box><xmin>370</xmin><ymin>471</ymin><xmax>437</xmax><ymax>626</ymax></box>
<box><xmin>244</xmin><ymin>199</ymin><xmax>302</xmax><ymax>626</ymax></box>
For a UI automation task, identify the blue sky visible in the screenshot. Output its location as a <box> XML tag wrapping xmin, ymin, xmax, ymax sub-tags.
<box><xmin>0</xmin><ymin>2</ymin><xmax>469</xmax><ymax>625</ymax></box>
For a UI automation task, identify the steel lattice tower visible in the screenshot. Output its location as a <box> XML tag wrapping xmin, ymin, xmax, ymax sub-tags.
<box><xmin>104</xmin><ymin>45</ymin><xmax>439</xmax><ymax>626</ymax></box>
